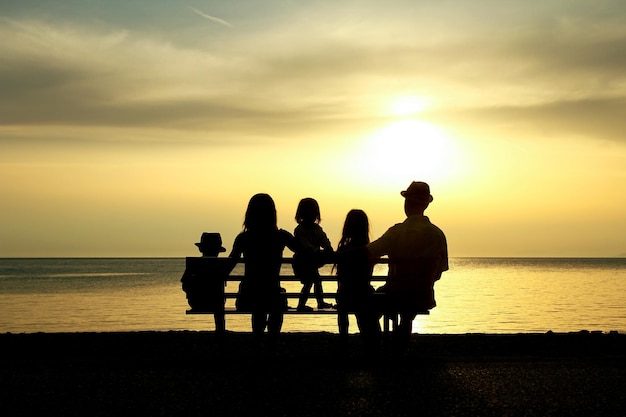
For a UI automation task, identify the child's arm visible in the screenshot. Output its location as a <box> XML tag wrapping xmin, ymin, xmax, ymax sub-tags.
<box><xmin>280</xmin><ymin>229</ymin><xmax>298</xmax><ymax>253</ymax></box>
<box><xmin>225</xmin><ymin>233</ymin><xmax>244</xmax><ymax>274</ymax></box>
<box><xmin>320</xmin><ymin>228</ymin><xmax>334</xmax><ymax>253</ymax></box>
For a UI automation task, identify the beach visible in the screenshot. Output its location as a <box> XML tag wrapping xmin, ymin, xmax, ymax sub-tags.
<box><xmin>1</xmin><ymin>331</ymin><xmax>625</xmax><ymax>416</ymax></box>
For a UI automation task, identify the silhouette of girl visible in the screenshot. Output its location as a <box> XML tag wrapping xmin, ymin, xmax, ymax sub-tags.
<box><xmin>229</xmin><ymin>193</ymin><xmax>297</xmax><ymax>347</ymax></box>
<box><xmin>335</xmin><ymin>209</ymin><xmax>381</xmax><ymax>351</ymax></box>
<box><xmin>293</xmin><ymin>197</ymin><xmax>334</xmax><ymax>311</ymax></box>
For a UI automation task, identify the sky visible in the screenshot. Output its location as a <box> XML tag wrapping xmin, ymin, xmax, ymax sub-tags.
<box><xmin>1</xmin><ymin>0</ymin><xmax>625</xmax><ymax>258</ymax></box>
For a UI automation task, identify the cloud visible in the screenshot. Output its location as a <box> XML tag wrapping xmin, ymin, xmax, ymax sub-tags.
<box><xmin>0</xmin><ymin>21</ymin><xmax>243</xmax><ymax>123</ymax></box>
<box><xmin>428</xmin><ymin>97</ymin><xmax>626</xmax><ymax>144</ymax></box>
<box><xmin>0</xmin><ymin>19</ymin><xmax>373</xmax><ymax>141</ymax></box>
<box><xmin>189</xmin><ymin>7</ymin><xmax>232</xmax><ymax>27</ymax></box>
<box><xmin>2</xmin><ymin>1</ymin><xmax>626</xmax><ymax>146</ymax></box>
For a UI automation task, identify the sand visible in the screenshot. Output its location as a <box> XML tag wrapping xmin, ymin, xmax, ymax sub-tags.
<box><xmin>1</xmin><ymin>331</ymin><xmax>625</xmax><ymax>416</ymax></box>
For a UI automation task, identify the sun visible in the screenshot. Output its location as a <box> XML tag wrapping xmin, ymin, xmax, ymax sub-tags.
<box><xmin>356</xmin><ymin>119</ymin><xmax>458</xmax><ymax>186</ymax></box>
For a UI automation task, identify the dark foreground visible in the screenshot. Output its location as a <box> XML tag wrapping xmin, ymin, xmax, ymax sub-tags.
<box><xmin>1</xmin><ymin>331</ymin><xmax>625</xmax><ymax>417</ymax></box>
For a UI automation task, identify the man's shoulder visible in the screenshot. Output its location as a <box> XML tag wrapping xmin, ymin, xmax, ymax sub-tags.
<box><xmin>408</xmin><ymin>215</ymin><xmax>445</xmax><ymax>231</ymax></box>
<box><xmin>387</xmin><ymin>221</ymin><xmax>406</xmax><ymax>230</ymax></box>
<box><xmin>426</xmin><ymin>220</ymin><xmax>446</xmax><ymax>237</ymax></box>
<box><xmin>371</xmin><ymin>220</ymin><xmax>406</xmax><ymax>240</ymax></box>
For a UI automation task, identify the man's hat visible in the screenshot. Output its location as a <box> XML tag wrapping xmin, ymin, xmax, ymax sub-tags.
<box><xmin>195</xmin><ymin>232</ymin><xmax>226</xmax><ymax>252</ymax></box>
<box><xmin>400</xmin><ymin>181</ymin><xmax>433</xmax><ymax>202</ymax></box>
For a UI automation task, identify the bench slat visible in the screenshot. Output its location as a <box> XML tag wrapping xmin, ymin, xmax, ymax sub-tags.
<box><xmin>224</xmin><ymin>275</ymin><xmax>387</xmax><ymax>282</ymax></box>
<box><xmin>187</xmin><ymin>309</ymin><xmax>429</xmax><ymax>315</ymax></box>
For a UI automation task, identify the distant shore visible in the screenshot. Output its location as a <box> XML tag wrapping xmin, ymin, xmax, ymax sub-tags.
<box><xmin>2</xmin><ymin>331</ymin><xmax>625</xmax><ymax>416</ymax></box>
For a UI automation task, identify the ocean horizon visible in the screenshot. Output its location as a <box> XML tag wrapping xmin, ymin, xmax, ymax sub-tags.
<box><xmin>1</xmin><ymin>257</ymin><xmax>625</xmax><ymax>335</ymax></box>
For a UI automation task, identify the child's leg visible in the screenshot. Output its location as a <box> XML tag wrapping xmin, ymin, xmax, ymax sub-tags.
<box><xmin>315</xmin><ymin>279</ymin><xmax>333</xmax><ymax>308</ymax></box>
<box><xmin>267</xmin><ymin>311</ymin><xmax>284</xmax><ymax>335</ymax></box>
<box><xmin>314</xmin><ymin>280</ymin><xmax>325</xmax><ymax>304</ymax></box>
<box><xmin>298</xmin><ymin>282</ymin><xmax>313</xmax><ymax>308</ymax></box>
<box><xmin>214</xmin><ymin>312</ymin><xmax>226</xmax><ymax>333</ymax></box>
<box><xmin>251</xmin><ymin>312</ymin><xmax>267</xmax><ymax>335</ymax></box>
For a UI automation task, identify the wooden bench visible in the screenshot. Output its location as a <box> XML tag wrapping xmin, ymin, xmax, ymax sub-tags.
<box><xmin>184</xmin><ymin>256</ymin><xmax>428</xmax><ymax>333</ymax></box>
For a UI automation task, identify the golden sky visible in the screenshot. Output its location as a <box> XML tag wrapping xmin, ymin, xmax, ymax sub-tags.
<box><xmin>1</xmin><ymin>1</ymin><xmax>625</xmax><ymax>257</ymax></box>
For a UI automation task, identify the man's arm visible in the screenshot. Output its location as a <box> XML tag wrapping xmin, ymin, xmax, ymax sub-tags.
<box><xmin>366</xmin><ymin>226</ymin><xmax>395</xmax><ymax>262</ymax></box>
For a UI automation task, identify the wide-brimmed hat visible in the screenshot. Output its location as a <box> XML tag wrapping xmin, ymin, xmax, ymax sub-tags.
<box><xmin>400</xmin><ymin>181</ymin><xmax>433</xmax><ymax>202</ymax></box>
<box><xmin>195</xmin><ymin>232</ymin><xmax>226</xmax><ymax>252</ymax></box>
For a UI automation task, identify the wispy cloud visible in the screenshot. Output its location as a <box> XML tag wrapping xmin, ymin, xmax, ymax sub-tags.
<box><xmin>189</xmin><ymin>7</ymin><xmax>232</xmax><ymax>27</ymax></box>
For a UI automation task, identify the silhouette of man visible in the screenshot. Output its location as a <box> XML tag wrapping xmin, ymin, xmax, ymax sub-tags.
<box><xmin>367</xmin><ymin>181</ymin><xmax>448</xmax><ymax>353</ymax></box>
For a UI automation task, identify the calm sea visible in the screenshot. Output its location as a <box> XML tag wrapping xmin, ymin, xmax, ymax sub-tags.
<box><xmin>0</xmin><ymin>258</ymin><xmax>624</xmax><ymax>334</ymax></box>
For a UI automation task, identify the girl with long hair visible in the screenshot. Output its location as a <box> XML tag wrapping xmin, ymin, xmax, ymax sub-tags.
<box><xmin>335</xmin><ymin>209</ymin><xmax>381</xmax><ymax>351</ymax></box>
<box><xmin>229</xmin><ymin>193</ymin><xmax>297</xmax><ymax>348</ymax></box>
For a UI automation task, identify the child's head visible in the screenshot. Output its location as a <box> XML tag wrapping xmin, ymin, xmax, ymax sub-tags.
<box><xmin>243</xmin><ymin>193</ymin><xmax>278</xmax><ymax>232</ymax></box>
<box><xmin>195</xmin><ymin>232</ymin><xmax>226</xmax><ymax>257</ymax></box>
<box><xmin>295</xmin><ymin>197</ymin><xmax>321</xmax><ymax>224</ymax></box>
<box><xmin>339</xmin><ymin>209</ymin><xmax>370</xmax><ymax>247</ymax></box>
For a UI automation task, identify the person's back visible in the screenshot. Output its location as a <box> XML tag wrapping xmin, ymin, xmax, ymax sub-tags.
<box><xmin>367</xmin><ymin>181</ymin><xmax>448</xmax><ymax>353</ymax></box>
<box><xmin>181</xmin><ymin>232</ymin><xmax>228</xmax><ymax>309</ymax></box>
<box><xmin>234</xmin><ymin>228</ymin><xmax>294</xmax><ymax>297</ymax></box>
<box><xmin>372</xmin><ymin>215</ymin><xmax>447</xmax><ymax>310</ymax></box>
<box><xmin>336</xmin><ymin>240</ymin><xmax>373</xmax><ymax>300</ymax></box>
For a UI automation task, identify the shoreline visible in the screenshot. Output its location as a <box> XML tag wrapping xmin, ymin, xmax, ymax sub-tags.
<box><xmin>2</xmin><ymin>330</ymin><xmax>624</xmax><ymax>365</ymax></box>
<box><xmin>2</xmin><ymin>331</ymin><xmax>625</xmax><ymax>416</ymax></box>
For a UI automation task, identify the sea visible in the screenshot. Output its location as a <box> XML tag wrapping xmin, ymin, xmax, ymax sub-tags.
<box><xmin>1</xmin><ymin>257</ymin><xmax>624</xmax><ymax>334</ymax></box>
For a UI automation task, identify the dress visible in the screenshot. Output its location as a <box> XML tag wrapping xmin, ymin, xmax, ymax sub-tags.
<box><xmin>230</xmin><ymin>229</ymin><xmax>296</xmax><ymax>313</ymax></box>
<box><xmin>367</xmin><ymin>215</ymin><xmax>448</xmax><ymax>312</ymax></box>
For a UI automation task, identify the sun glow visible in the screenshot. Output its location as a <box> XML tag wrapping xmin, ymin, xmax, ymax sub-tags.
<box><xmin>355</xmin><ymin>120</ymin><xmax>459</xmax><ymax>185</ymax></box>
<box><xmin>388</xmin><ymin>96</ymin><xmax>430</xmax><ymax>116</ymax></box>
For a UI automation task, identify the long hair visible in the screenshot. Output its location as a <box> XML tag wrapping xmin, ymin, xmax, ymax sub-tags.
<box><xmin>337</xmin><ymin>209</ymin><xmax>370</xmax><ymax>250</ymax></box>
<box><xmin>243</xmin><ymin>193</ymin><xmax>278</xmax><ymax>232</ymax></box>
<box><xmin>295</xmin><ymin>197</ymin><xmax>321</xmax><ymax>225</ymax></box>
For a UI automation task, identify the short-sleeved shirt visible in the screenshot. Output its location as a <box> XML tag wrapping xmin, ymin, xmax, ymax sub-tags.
<box><xmin>367</xmin><ymin>215</ymin><xmax>448</xmax><ymax>310</ymax></box>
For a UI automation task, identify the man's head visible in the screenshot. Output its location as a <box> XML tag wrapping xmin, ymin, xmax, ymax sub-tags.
<box><xmin>401</xmin><ymin>181</ymin><xmax>433</xmax><ymax>216</ymax></box>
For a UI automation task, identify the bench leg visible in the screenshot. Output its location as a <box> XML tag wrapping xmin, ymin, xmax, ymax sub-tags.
<box><xmin>214</xmin><ymin>312</ymin><xmax>225</xmax><ymax>333</ymax></box>
<box><xmin>383</xmin><ymin>313</ymin><xmax>398</xmax><ymax>334</ymax></box>
<box><xmin>383</xmin><ymin>313</ymin><xmax>398</xmax><ymax>333</ymax></box>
